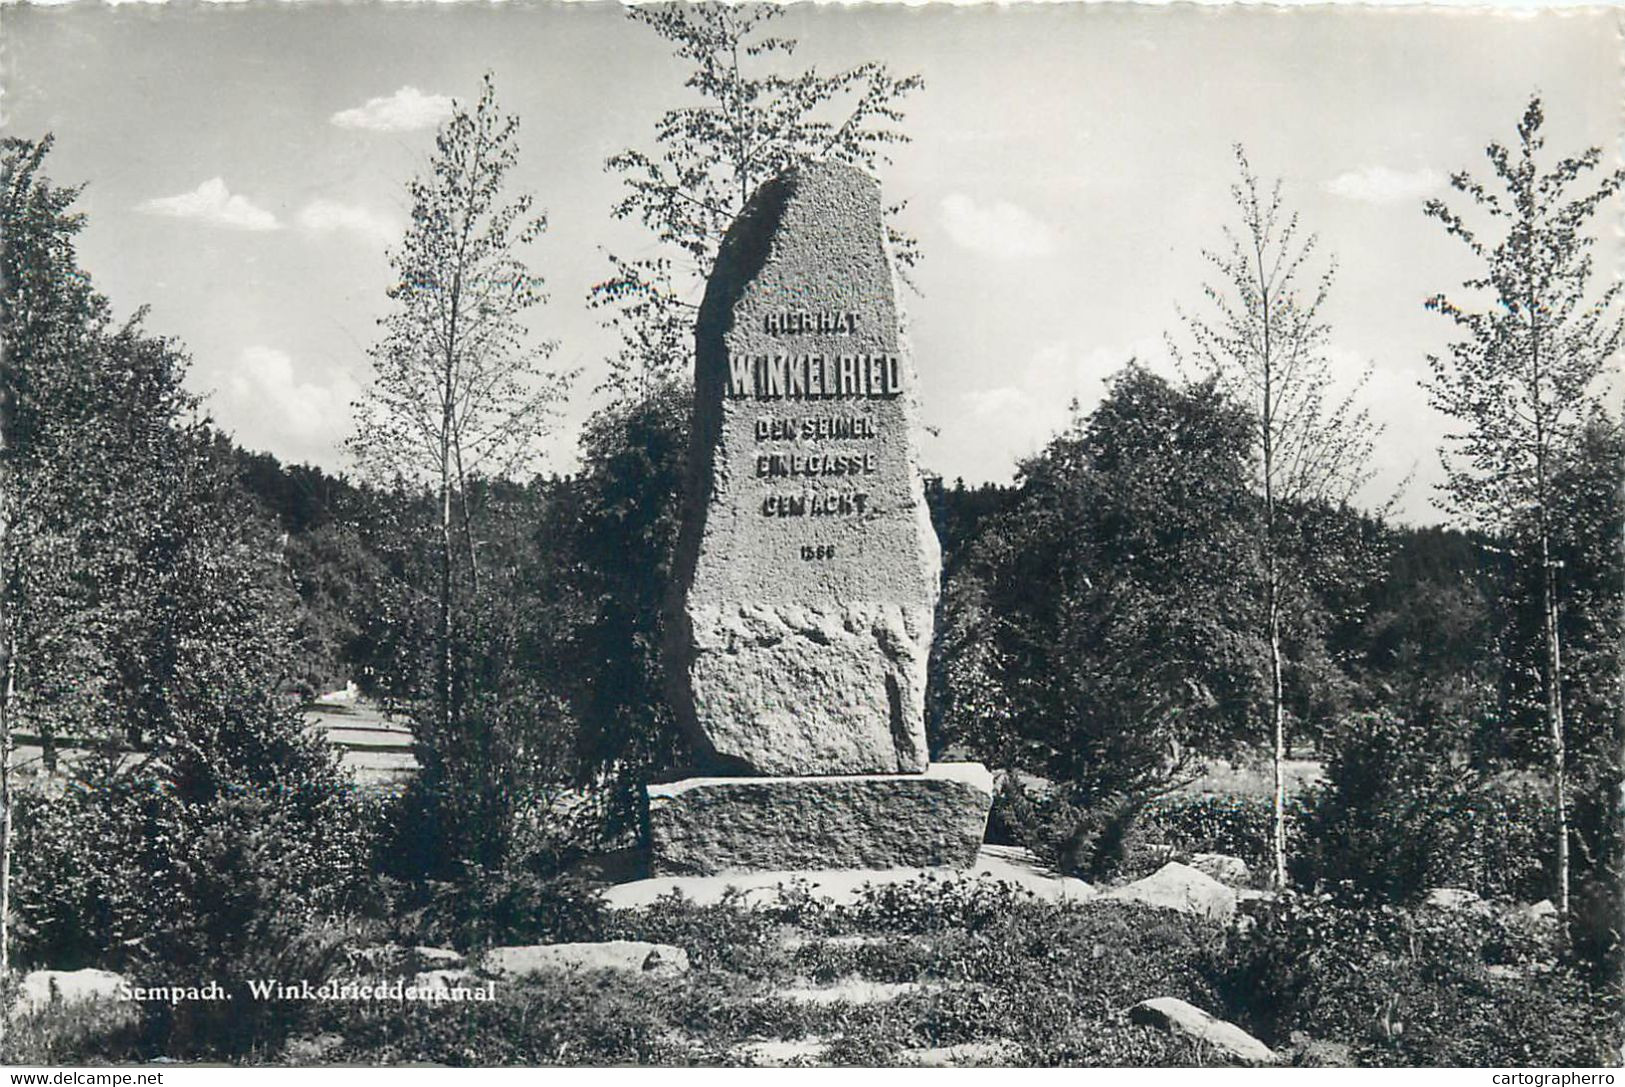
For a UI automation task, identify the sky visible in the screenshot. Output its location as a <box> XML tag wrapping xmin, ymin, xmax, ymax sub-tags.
<box><xmin>3</xmin><ymin>0</ymin><xmax>1621</xmax><ymax>525</ymax></box>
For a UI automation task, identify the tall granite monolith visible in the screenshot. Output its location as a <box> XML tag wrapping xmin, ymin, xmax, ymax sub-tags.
<box><xmin>667</xmin><ymin>160</ymin><xmax>941</xmax><ymax>777</ymax></box>
<box><xmin>652</xmin><ymin>161</ymin><xmax>992</xmax><ymax>877</ymax></box>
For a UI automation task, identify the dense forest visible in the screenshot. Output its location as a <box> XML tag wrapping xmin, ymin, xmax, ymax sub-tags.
<box><xmin>1</xmin><ymin>4</ymin><xmax>1620</xmax><ymax>1067</ymax></box>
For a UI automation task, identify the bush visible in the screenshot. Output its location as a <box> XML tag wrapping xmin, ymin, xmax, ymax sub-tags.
<box><xmin>11</xmin><ymin>725</ymin><xmax>382</xmax><ymax>1060</ymax></box>
<box><xmin>0</xmin><ymin>977</ymin><xmax>146</xmax><ymax>1066</ymax></box>
<box><xmin>1295</xmin><ymin>712</ymin><xmax>1552</xmax><ymax>902</ymax></box>
<box><xmin>129</xmin><ymin>780</ymin><xmax>381</xmax><ymax>1059</ymax></box>
<box><xmin>841</xmin><ymin>873</ymin><xmax>1042</xmax><ymax>935</ymax></box>
<box><xmin>1214</xmin><ymin>890</ymin><xmax>1618</xmax><ymax>1065</ymax></box>
<box><xmin>601</xmin><ymin>888</ymin><xmax>783</xmax><ymax>973</ymax></box>
<box><xmin>11</xmin><ymin>775</ymin><xmax>179</xmax><ymax>971</ymax></box>
<box><xmin>987</xmin><ymin>775</ymin><xmax>1170</xmax><ymax>881</ymax></box>
<box><xmin>323</xmin><ymin>970</ymin><xmax>709</xmax><ymax>1066</ymax></box>
<box><xmin>386</xmin><ymin>870</ymin><xmax>608</xmax><ymax>952</ymax></box>
<box><xmin>1143</xmin><ymin>794</ymin><xmax>1280</xmax><ymax>873</ymax></box>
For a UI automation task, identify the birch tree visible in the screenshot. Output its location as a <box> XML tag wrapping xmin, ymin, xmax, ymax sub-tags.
<box><xmin>349</xmin><ymin>76</ymin><xmax>573</xmax><ymax>736</ymax></box>
<box><xmin>1423</xmin><ymin>97</ymin><xmax>1623</xmax><ymax>923</ymax></box>
<box><xmin>593</xmin><ymin>2</ymin><xmax>923</xmax><ymax>400</ymax></box>
<box><xmin>1173</xmin><ymin>146</ymin><xmax>1380</xmax><ymax>888</ymax></box>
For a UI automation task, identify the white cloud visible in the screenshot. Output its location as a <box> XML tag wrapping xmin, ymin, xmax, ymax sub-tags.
<box><xmin>139</xmin><ymin>178</ymin><xmax>279</xmax><ymax>231</ymax></box>
<box><xmin>957</xmin><ymin>339</ymin><xmax>1171</xmax><ymax>462</ymax></box>
<box><xmin>331</xmin><ymin>87</ymin><xmax>453</xmax><ymax>133</ymax></box>
<box><xmin>1323</xmin><ymin>165</ymin><xmax>1443</xmax><ymax>205</ymax></box>
<box><xmin>961</xmin><ymin>385</ymin><xmax>1032</xmax><ymax>419</ymax></box>
<box><xmin>224</xmin><ymin>346</ymin><xmax>358</xmax><ymax>462</ymax></box>
<box><xmin>298</xmin><ymin>199</ymin><xmax>399</xmax><ymax>247</ymax></box>
<box><xmin>938</xmin><ymin>193</ymin><xmax>1057</xmax><ymax>259</ymax></box>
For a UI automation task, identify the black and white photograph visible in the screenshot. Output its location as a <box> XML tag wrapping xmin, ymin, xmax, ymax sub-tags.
<box><xmin>0</xmin><ymin>0</ymin><xmax>1620</xmax><ymax>1071</ymax></box>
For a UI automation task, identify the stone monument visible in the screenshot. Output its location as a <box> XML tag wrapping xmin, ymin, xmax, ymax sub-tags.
<box><xmin>653</xmin><ymin>160</ymin><xmax>993</xmax><ymax>876</ymax></box>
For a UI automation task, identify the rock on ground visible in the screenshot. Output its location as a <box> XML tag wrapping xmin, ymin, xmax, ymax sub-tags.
<box><xmin>1101</xmin><ymin>862</ymin><xmax>1237</xmax><ymax>924</ymax></box>
<box><xmin>903</xmin><ymin>1040</ymin><xmax>1022</xmax><ymax>1066</ymax></box>
<box><xmin>1189</xmin><ymin>853</ymin><xmax>1250</xmax><ymax>886</ymax></box>
<box><xmin>730</xmin><ymin>1036</ymin><xmax>831</xmax><ymax>1066</ymax></box>
<box><xmin>1423</xmin><ymin>887</ymin><xmax>1492</xmax><ymax>915</ymax></box>
<box><xmin>976</xmin><ymin>844</ymin><xmax>1096</xmax><ymax>902</ymax></box>
<box><xmin>772</xmin><ymin>979</ymin><xmax>938</xmax><ymax>1005</ymax></box>
<box><xmin>1514</xmin><ymin>898</ymin><xmax>1561</xmax><ymax>938</ymax></box>
<box><xmin>1520</xmin><ymin>898</ymin><xmax>1558</xmax><ymax>922</ymax></box>
<box><xmin>410</xmin><ymin>969</ymin><xmax>481</xmax><ymax>993</ymax></box>
<box><xmin>1129</xmin><ymin>997</ymin><xmax>1277</xmax><ymax>1066</ymax></box>
<box><xmin>347</xmin><ymin>944</ymin><xmax>465</xmax><ymax>975</ymax></box>
<box><xmin>411</xmin><ymin>946</ymin><xmax>464</xmax><ymax>969</ymax></box>
<box><xmin>480</xmin><ymin>941</ymin><xmax>689</xmax><ymax>979</ymax></box>
<box><xmin>15</xmin><ymin>969</ymin><xmax>127</xmax><ymax>1016</ymax></box>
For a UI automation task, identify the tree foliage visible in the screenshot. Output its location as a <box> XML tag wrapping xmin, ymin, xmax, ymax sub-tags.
<box><xmin>1171</xmin><ymin>145</ymin><xmax>1382</xmax><ymax>886</ymax></box>
<box><xmin>1</xmin><ymin>135</ymin><xmax>363</xmax><ymax>977</ymax></box>
<box><xmin>347</xmin><ymin>77</ymin><xmax>578</xmax><ymax>876</ymax></box>
<box><xmin>593</xmin><ymin>2</ymin><xmax>923</xmax><ymax>398</ymax></box>
<box><xmin>1423</xmin><ymin>96</ymin><xmax>1623</xmax><ymax>920</ymax></box>
<box><xmin>350</xmin><ymin>74</ymin><xmax>571</xmax><ymax>497</ymax></box>
<box><xmin>932</xmin><ymin>366</ymin><xmax>1262</xmax><ymax>800</ymax></box>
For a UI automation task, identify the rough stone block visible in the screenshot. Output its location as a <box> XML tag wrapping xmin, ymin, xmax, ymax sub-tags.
<box><xmin>481</xmin><ymin>941</ymin><xmax>690</xmax><ymax>979</ymax></box>
<box><xmin>1189</xmin><ymin>851</ymin><xmax>1251</xmax><ymax>886</ymax></box>
<box><xmin>1101</xmin><ymin>861</ymin><xmax>1238</xmax><ymax>924</ymax></box>
<box><xmin>17</xmin><ymin>968</ymin><xmax>128</xmax><ymax>1016</ymax></box>
<box><xmin>647</xmin><ymin>762</ymin><xmax>994</xmax><ymax>875</ymax></box>
<box><xmin>667</xmin><ymin>161</ymin><xmax>941</xmax><ymax>776</ymax></box>
<box><xmin>1129</xmin><ymin>997</ymin><xmax>1277</xmax><ymax>1065</ymax></box>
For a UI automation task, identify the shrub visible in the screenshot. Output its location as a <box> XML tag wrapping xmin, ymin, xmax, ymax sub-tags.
<box><xmin>841</xmin><ymin>873</ymin><xmax>1042</xmax><ymax>936</ymax></box>
<box><xmin>322</xmin><ymin>970</ymin><xmax>708</xmax><ymax>1066</ymax></box>
<box><xmin>987</xmin><ymin>775</ymin><xmax>1169</xmax><ymax>881</ymax></box>
<box><xmin>601</xmin><ymin>888</ymin><xmax>782</xmax><ymax>973</ymax></box>
<box><xmin>1143</xmin><ymin>794</ymin><xmax>1280</xmax><ymax>872</ymax></box>
<box><xmin>1214</xmin><ymin>890</ymin><xmax>1618</xmax><ymax>1065</ymax></box>
<box><xmin>390</xmin><ymin>870</ymin><xmax>608</xmax><ymax>952</ymax></box>
<box><xmin>128</xmin><ymin>783</ymin><xmax>383</xmax><ymax>1059</ymax></box>
<box><xmin>12</xmin><ymin>724</ymin><xmax>382</xmax><ymax>1060</ymax></box>
<box><xmin>1294</xmin><ymin>712</ymin><xmax>1552</xmax><ymax>901</ymax></box>
<box><xmin>0</xmin><ymin>980</ymin><xmax>146</xmax><ymax>1066</ymax></box>
<box><xmin>11</xmin><ymin>774</ymin><xmax>180</xmax><ymax>971</ymax></box>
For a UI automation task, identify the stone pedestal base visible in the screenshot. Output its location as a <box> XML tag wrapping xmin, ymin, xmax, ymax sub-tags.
<box><xmin>646</xmin><ymin>762</ymin><xmax>994</xmax><ymax>876</ymax></box>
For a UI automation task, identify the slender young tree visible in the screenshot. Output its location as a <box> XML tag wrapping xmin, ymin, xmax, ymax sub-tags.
<box><xmin>1423</xmin><ymin>97</ymin><xmax>1623</xmax><ymax>922</ymax></box>
<box><xmin>1173</xmin><ymin>146</ymin><xmax>1380</xmax><ymax>888</ymax></box>
<box><xmin>592</xmin><ymin>2</ymin><xmax>923</xmax><ymax>400</ymax></box>
<box><xmin>349</xmin><ymin>76</ymin><xmax>573</xmax><ymax>736</ymax></box>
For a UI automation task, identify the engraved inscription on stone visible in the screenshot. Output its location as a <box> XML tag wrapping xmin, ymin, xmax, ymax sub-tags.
<box><xmin>666</xmin><ymin>161</ymin><xmax>942</xmax><ymax>777</ymax></box>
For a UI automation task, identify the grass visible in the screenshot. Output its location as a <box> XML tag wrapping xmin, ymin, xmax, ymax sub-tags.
<box><xmin>1176</xmin><ymin>757</ymin><xmax>1324</xmax><ymax>799</ymax></box>
<box><xmin>7</xmin><ymin>875</ymin><xmax>1616</xmax><ymax>1067</ymax></box>
<box><xmin>305</xmin><ymin>887</ymin><xmax>1224</xmax><ymax>1067</ymax></box>
<box><xmin>6</xmin><ymin>852</ymin><xmax>1615</xmax><ymax>1067</ymax></box>
<box><xmin>1</xmin><ymin>880</ymin><xmax>1222</xmax><ymax>1068</ymax></box>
